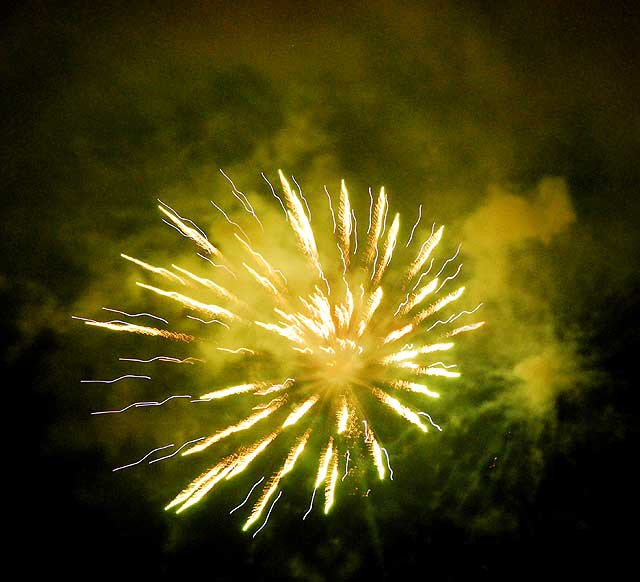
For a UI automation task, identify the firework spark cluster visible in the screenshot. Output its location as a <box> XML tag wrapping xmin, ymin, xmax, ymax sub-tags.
<box><xmin>78</xmin><ymin>170</ymin><xmax>484</xmax><ymax>533</ymax></box>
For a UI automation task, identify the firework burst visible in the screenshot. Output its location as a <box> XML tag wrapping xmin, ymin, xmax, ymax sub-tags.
<box><xmin>78</xmin><ymin>170</ymin><xmax>484</xmax><ymax>533</ymax></box>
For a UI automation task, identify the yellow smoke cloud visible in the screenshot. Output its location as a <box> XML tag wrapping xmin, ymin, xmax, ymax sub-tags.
<box><xmin>462</xmin><ymin>177</ymin><xmax>578</xmax><ymax>415</ymax></box>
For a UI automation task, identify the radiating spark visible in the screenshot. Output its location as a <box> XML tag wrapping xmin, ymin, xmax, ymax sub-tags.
<box><xmin>182</xmin><ymin>399</ymin><xmax>286</xmax><ymax>456</ymax></box>
<box><xmin>137</xmin><ymin>282</ymin><xmax>236</xmax><ymax>321</ymax></box>
<box><xmin>245</xmin><ymin>431</ymin><xmax>310</xmax><ymax>530</ymax></box>
<box><xmin>449</xmin><ymin>321</ymin><xmax>486</xmax><ymax>336</ymax></box>
<box><xmin>324</xmin><ymin>449</ymin><xmax>339</xmax><ymax>513</ymax></box>
<box><xmin>372</xmin><ymin>388</ymin><xmax>428</xmax><ymax>432</ymax></box>
<box><xmin>282</xmin><ymin>395</ymin><xmax>319</xmax><ymax>427</ymax></box>
<box><xmin>337</xmin><ymin>397</ymin><xmax>349</xmax><ymax>434</ymax></box>
<box><xmin>367</xmin><ymin>430</ymin><xmax>386</xmax><ymax>480</ymax></box>
<box><xmin>172</xmin><ymin>264</ymin><xmax>238</xmax><ymax>303</ymax></box>
<box><xmin>383</xmin><ymin>323</ymin><xmax>413</xmax><ymax>344</ymax></box>
<box><xmin>337</xmin><ymin>179</ymin><xmax>352</xmax><ymax>269</ymax></box>
<box><xmin>199</xmin><ymin>383</ymin><xmax>262</xmax><ymax>401</ymax></box>
<box><xmin>102</xmin><ymin>308</ymin><xmax>168</xmax><ymax>325</ymax></box>
<box><xmin>372</xmin><ymin>213</ymin><xmax>399</xmax><ymax>286</ymax></box>
<box><xmin>158</xmin><ymin>199</ymin><xmax>209</xmax><ymax>240</ymax></box>
<box><xmin>80</xmin><ymin>172</ymin><xmax>484</xmax><ymax>526</ymax></box>
<box><xmin>120</xmin><ymin>253</ymin><xmax>186</xmax><ymax>285</ymax></box>
<box><xmin>157</xmin><ymin>205</ymin><xmax>220</xmax><ymax>257</ymax></box>
<box><xmin>92</xmin><ymin>394</ymin><xmax>191</xmax><ymax>414</ymax></box>
<box><xmin>387</xmin><ymin>380</ymin><xmax>440</xmax><ymax>399</ymax></box>
<box><xmin>78</xmin><ymin>318</ymin><xmax>195</xmax><ymax>342</ymax></box>
<box><xmin>406</xmin><ymin>203</ymin><xmax>422</xmax><ymax>247</ymax></box>
<box><xmin>411</xmin><ymin>258</ymin><xmax>435</xmax><ymax>292</ymax></box>
<box><xmin>405</xmin><ymin>225</ymin><xmax>443</xmax><ymax>284</ymax></box>
<box><xmin>416</xmin><ymin>367</ymin><xmax>460</xmax><ymax>378</ymax></box>
<box><xmin>381</xmin><ymin>447</ymin><xmax>394</xmax><ymax>480</ymax></box>
<box><xmin>149</xmin><ymin>437</ymin><xmax>206</xmax><ymax>464</ymax></box>
<box><xmin>415</xmin><ymin>286</ymin><xmax>466</xmax><ymax>326</ymax></box>
<box><xmin>113</xmin><ymin>444</ymin><xmax>175</xmax><ymax>472</ymax></box>
<box><xmin>81</xmin><ymin>374</ymin><xmax>151</xmax><ymax>384</ymax></box>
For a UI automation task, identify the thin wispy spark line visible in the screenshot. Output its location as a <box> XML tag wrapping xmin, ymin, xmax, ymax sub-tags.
<box><xmin>292</xmin><ymin>175</ymin><xmax>311</xmax><ymax>221</ymax></box>
<box><xmin>381</xmin><ymin>447</ymin><xmax>394</xmax><ymax>480</ymax></box>
<box><xmin>118</xmin><ymin>356</ymin><xmax>202</xmax><ymax>364</ymax></box>
<box><xmin>425</xmin><ymin>303</ymin><xmax>484</xmax><ymax>333</ymax></box>
<box><xmin>253</xmin><ymin>490</ymin><xmax>283</xmax><ymax>538</ymax></box>
<box><xmin>91</xmin><ymin>395</ymin><xmax>192</xmax><ymax>415</ymax></box>
<box><xmin>434</xmin><ymin>243</ymin><xmax>461</xmax><ymax>278</ymax></box>
<box><xmin>216</xmin><ymin>347</ymin><xmax>256</xmax><ymax>355</ymax></box>
<box><xmin>149</xmin><ymin>437</ymin><xmax>206</xmax><ymax>464</ymax></box>
<box><xmin>351</xmin><ymin>208</ymin><xmax>358</xmax><ymax>254</ymax></box>
<box><xmin>158</xmin><ymin>198</ymin><xmax>209</xmax><ymax>240</ymax></box>
<box><xmin>211</xmin><ymin>199</ymin><xmax>250</xmax><ymax>242</ymax></box>
<box><xmin>219</xmin><ymin>169</ymin><xmax>264</xmax><ymax>231</ymax></box>
<box><xmin>196</xmin><ymin>253</ymin><xmax>237</xmax><ymax>279</ymax></box>
<box><xmin>418</xmin><ymin>412</ymin><xmax>443</xmax><ymax>431</ymax></box>
<box><xmin>411</xmin><ymin>258</ymin><xmax>436</xmax><ymax>291</ymax></box>
<box><xmin>113</xmin><ymin>444</ymin><xmax>175</xmax><ymax>472</ymax></box>
<box><xmin>324</xmin><ymin>185</ymin><xmax>336</xmax><ymax>233</ymax></box>
<box><xmin>342</xmin><ymin>450</ymin><xmax>351</xmax><ymax>482</ymax></box>
<box><xmin>406</xmin><ymin>204</ymin><xmax>422</xmax><ymax>247</ymax></box>
<box><xmin>186</xmin><ymin>315</ymin><xmax>230</xmax><ymax>329</ymax></box>
<box><xmin>435</xmin><ymin>264</ymin><xmax>463</xmax><ymax>294</ymax></box>
<box><xmin>102</xmin><ymin>308</ymin><xmax>168</xmax><ymax>325</ymax></box>
<box><xmin>230</xmin><ymin>476</ymin><xmax>266</xmax><ymax>514</ymax></box>
<box><xmin>262</xmin><ymin>172</ymin><xmax>288</xmax><ymax>219</ymax></box>
<box><xmin>81</xmin><ymin>374</ymin><xmax>151</xmax><ymax>384</ymax></box>
<box><xmin>302</xmin><ymin>487</ymin><xmax>317</xmax><ymax>520</ymax></box>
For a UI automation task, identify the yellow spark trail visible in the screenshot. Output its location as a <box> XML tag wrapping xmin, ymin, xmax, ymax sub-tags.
<box><xmin>78</xmin><ymin>171</ymin><xmax>484</xmax><ymax>531</ymax></box>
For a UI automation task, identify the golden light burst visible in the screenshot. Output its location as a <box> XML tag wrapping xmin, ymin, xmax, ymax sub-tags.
<box><xmin>79</xmin><ymin>170</ymin><xmax>484</xmax><ymax>533</ymax></box>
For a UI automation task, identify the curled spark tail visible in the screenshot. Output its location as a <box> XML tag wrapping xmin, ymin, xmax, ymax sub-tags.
<box><xmin>79</xmin><ymin>171</ymin><xmax>484</xmax><ymax>531</ymax></box>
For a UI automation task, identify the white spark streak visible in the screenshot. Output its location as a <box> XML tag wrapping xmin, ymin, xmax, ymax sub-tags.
<box><xmin>253</xmin><ymin>490</ymin><xmax>283</xmax><ymax>538</ymax></box>
<box><xmin>92</xmin><ymin>394</ymin><xmax>192</xmax><ymax>415</ymax></box>
<box><xmin>406</xmin><ymin>204</ymin><xmax>422</xmax><ymax>247</ymax></box>
<box><xmin>81</xmin><ymin>374</ymin><xmax>151</xmax><ymax>384</ymax></box>
<box><xmin>381</xmin><ymin>447</ymin><xmax>394</xmax><ymax>480</ymax></box>
<box><xmin>229</xmin><ymin>476</ymin><xmax>266</xmax><ymax>514</ymax></box>
<box><xmin>101</xmin><ymin>308</ymin><xmax>168</xmax><ymax>325</ymax></box>
<box><xmin>149</xmin><ymin>437</ymin><xmax>206</xmax><ymax>464</ymax></box>
<box><xmin>417</xmin><ymin>412</ymin><xmax>443</xmax><ymax>431</ymax></box>
<box><xmin>113</xmin><ymin>444</ymin><xmax>175</xmax><ymax>472</ymax></box>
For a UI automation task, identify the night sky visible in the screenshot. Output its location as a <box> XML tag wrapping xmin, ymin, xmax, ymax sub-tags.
<box><xmin>3</xmin><ymin>1</ymin><xmax>639</xmax><ymax>579</ymax></box>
